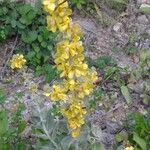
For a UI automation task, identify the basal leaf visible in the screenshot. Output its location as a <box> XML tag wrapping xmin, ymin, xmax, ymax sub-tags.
<box><xmin>133</xmin><ymin>132</ymin><xmax>147</xmax><ymax>150</ymax></box>
<box><xmin>121</xmin><ymin>86</ymin><xmax>132</xmax><ymax>104</ymax></box>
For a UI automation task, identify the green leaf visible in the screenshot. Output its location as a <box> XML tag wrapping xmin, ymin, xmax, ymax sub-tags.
<box><xmin>140</xmin><ymin>4</ymin><xmax>150</xmax><ymax>13</ymax></box>
<box><xmin>41</xmin><ymin>41</ymin><xmax>47</xmax><ymax>48</ymax></box>
<box><xmin>121</xmin><ymin>86</ymin><xmax>132</xmax><ymax>104</ymax></box>
<box><xmin>18</xmin><ymin>121</ymin><xmax>26</xmax><ymax>133</ymax></box>
<box><xmin>44</xmin><ymin>65</ymin><xmax>57</xmax><ymax>82</ymax></box>
<box><xmin>16</xmin><ymin>141</ymin><xmax>26</xmax><ymax>150</ymax></box>
<box><xmin>0</xmin><ymin>143</ymin><xmax>10</xmax><ymax>150</ymax></box>
<box><xmin>0</xmin><ymin>89</ymin><xmax>6</xmax><ymax>104</ymax></box>
<box><xmin>38</xmin><ymin>35</ymin><xmax>43</xmax><ymax>42</ymax></box>
<box><xmin>21</xmin><ymin>31</ymin><xmax>38</xmax><ymax>43</ymax></box>
<box><xmin>115</xmin><ymin>133</ymin><xmax>125</xmax><ymax>142</ymax></box>
<box><xmin>17</xmin><ymin>22</ymin><xmax>26</xmax><ymax>29</ymax></box>
<box><xmin>91</xmin><ymin>143</ymin><xmax>105</xmax><ymax>150</ymax></box>
<box><xmin>0</xmin><ymin>110</ymin><xmax>8</xmax><ymax>136</ymax></box>
<box><xmin>19</xmin><ymin>17</ymin><xmax>28</xmax><ymax>25</ymax></box>
<box><xmin>11</xmin><ymin>20</ymin><xmax>17</xmax><ymax>28</ymax></box>
<box><xmin>35</xmin><ymin>66</ymin><xmax>43</xmax><ymax>76</ymax></box>
<box><xmin>45</xmin><ymin>111</ymin><xmax>55</xmax><ymax>134</ymax></box>
<box><xmin>133</xmin><ymin>132</ymin><xmax>147</xmax><ymax>150</ymax></box>
<box><xmin>61</xmin><ymin>136</ymin><xmax>73</xmax><ymax>150</ymax></box>
<box><xmin>113</xmin><ymin>0</ymin><xmax>127</xmax><ymax>4</ymax></box>
<box><xmin>17</xmin><ymin>4</ymin><xmax>32</xmax><ymax>15</ymax></box>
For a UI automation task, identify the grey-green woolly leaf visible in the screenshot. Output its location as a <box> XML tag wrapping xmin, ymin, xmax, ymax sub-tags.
<box><xmin>139</xmin><ymin>4</ymin><xmax>150</xmax><ymax>13</ymax></box>
<box><xmin>121</xmin><ymin>86</ymin><xmax>132</xmax><ymax>104</ymax></box>
<box><xmin>91</xmin><ymin>124</ymin><xmax>103</xmax><ymax>140</ymax></box>
<box><xmin>0</xmin><ymin>110</ymin><xmax>8</xmax><ymax>136</ymax></box>
<box><xmin>133</xmin><ymin>132</ymin><xmax>147</xmax><ymax>150</ymax></box>
<box><xmin>61</xmin><ymin>136</ymin><xmax>73</xmax><ymax>150</ymax></box>
<box><xmin>91</xmin><ymin>143</ymin><xmax>105</xmax><ymax>150</ymax></box>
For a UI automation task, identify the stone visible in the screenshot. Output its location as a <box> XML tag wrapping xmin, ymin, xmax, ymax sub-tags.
<box><xmin>106</xmin><ymin>121</ymin><xmax>123</xmax><ymax>134</ymax></box>
<box><xmin>101</xmin><ymin>132</ymin><xmax>115</xmax><ymax>147</ymax></box>
<box><xmin>113</xmin><ymin>22</ymin><xmax>123</xmax><ymax>32</ymax></box>
<box><xmin>137</xmin><ymin>15</ymin><xmax>149</xmax><ymax>24</ymax></box>
<box><xmin>146</xmin><ymin>28</ymin><xmax>150</xmax><ymax>36</ymax></box>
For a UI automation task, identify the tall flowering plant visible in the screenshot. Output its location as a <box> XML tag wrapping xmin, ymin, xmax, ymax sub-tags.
<box><xmin>43</xmin><ymin>0</ymin><xmax>98</xmax><ymax>138</ymax></box>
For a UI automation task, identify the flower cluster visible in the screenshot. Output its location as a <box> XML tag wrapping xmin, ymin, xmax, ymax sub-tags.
<box><xmin>43</xmin><ymin>0</ymin><xmax>72</xmax><ymax>32</ymax></box>
<box><xmin>43</xmin><ymin>0</ymin><xmax>98</xmax><ymax>137</ymax></box>
<box><xmin>10</xmin><ymin>54</ymin><xmax>26</xmax><ymax>69</ymax></box>
<box><xmin>62</xmin><ymin>102</ymin><xmax>87</xmax><ymax>137</ymax></box>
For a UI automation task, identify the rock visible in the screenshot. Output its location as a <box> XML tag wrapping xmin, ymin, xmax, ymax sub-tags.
<box><xmin>101</xmin><ymin>132</ymin><xmax>115</xmax><ymax>148</ymax></box>
<box><xmin>146</xmin><ymin>28</ymin><xmax>150</xmax><ymax>36</ymax></box>
<box><xmin>106</xmin><ymin>121</ymin><xmax>123</xmax><ymax>134</ymax></box>
<box><xmin>137</xmin><ymin>15</ymin><xmax>149</xmax><ymax>24</ymax></box>
<box><xmin>142</xmin><ymin>39</ymin><xmax>150</xmax><ymax>49</ymax></box>
<box><xmin>113</xmin><ymin>22</ymin><xmax>123</xmax><ymax>32</ymax></box>
<box><xmin>139</xmin><ymin>4</ymin><xmax>150</xmax><ymax>13</ymax></box>
<box><xmin>136</xmin><ymin>23</ymin><xmax>147</xmax><ymax>34</ymax></box>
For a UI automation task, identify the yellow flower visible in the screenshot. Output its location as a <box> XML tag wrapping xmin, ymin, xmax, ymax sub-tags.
<box><xmin>71</xmin><ymin>128</ymin><xmax>80</xmax><ymax>138</ymax></box>
<box><xmin>46</xmin><ymin>15</ymin><xmax>57</xmax><ymax>32</ymax></box>
<box><xmin>57</xmin><ymin>16</ymin><xmax>71</xmax><ymax>32</ymax></box>
<box><xmin>44</xmin><ymin>0</ymin><xmax>72</xmax><ymax>32</ymax></box>
<box><xmin>90</xmin><ymin>70</ymin><xmax>98</xmax><ymax>82</ymax></box>
<box><xmin>10</xmin><ymin>54</ymin><xmax>26</xmax><ymax>69</ymax></box>
<box><xmin>44</xmin><ymin>84</ymin><xmax>68</xmax><ymax>101</ymax></box>
<box><xmin>43</xmin><ymin>1</ymin><xmax>56</xmax><ymax>13</ymax></box>
<box><xmin>67</xmin><ymin>23</ymin><xmax>83</xmax><ymax>41</ymax></box>
<box><xmin>124</xmin><ymin>146</ymin><xmax>134</xmax><ymax>150</ymax></box>
<box><xmin>64</xmin><ymin>79</ymin><xmax>76</xmax><ymax>91</ymax></box>
<box><xmin>62</xmin><ymin>102</ymin><xmax>86</xmax><ymax>132</ymax></box>
<box><xmin>77</xmin><ymin>82</ymin><xmax>94</xmax><ymax>98</ymax></box>
<box><xmin>43</xmin><ymin>0</ymin><xmax>99</xmax><ymax>138</ymax></box>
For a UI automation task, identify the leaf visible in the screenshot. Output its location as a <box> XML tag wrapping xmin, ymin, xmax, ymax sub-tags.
<box><xmin>35</xmin><ymin>66</ymin><xmax>43</xmax><ymax>76</ymax></box>
<box><xmin>45</xmin><ymin>111</ymin><xmax>55</xmax><ymax>134</ymax></box>
<box><xmin>17</xmin><ymin>4</ymin><xmax>32</xmax><ymax>15</ymax></box>
<box><xmin>16</xmin><ymin>141</ymin><xmax>26</xmax><ymax>150</ymax></box>
<box><xmin>0</xmin><ymin>143</ymin><xmax>10</xmax><ymax>150</ymax></box>
<box><xmin>61</xmin><ymin>136</ymin><xmax>73</xmax><ymax>150</ymax></box>
<box><xmin>133</xmin><ymin>132</ymin><xmax>147</xmax><ymax>150</ymax></box>
<box><xmin>140</xmin><ymin>4</ymin><xmax>150</xmax><ymax>13</ymax></box>
<box><xmin>11</xmin><ymin>20</ymin><xmax>17</xmax><ymax>28</ymax></box>
<box><xmin>0</xmin><ymin>89</ymin><xmax>6</xmax><ymax>104</ymax></box>
<box><xmin>21</xmin><ymin>31</ymin><xmax>37</xmax><ymax>43</ymax></box>
<box><xmin>0</xmin><ymin>110</ymin><xmax>8</xmax><ymax>136</ymax></box>
<box><xmin>91</xmin><ymin>143</ymin><xmax>105</xmax><ymax>150</ymax></box>
<box><xmin>38</xmin><ymin>35</ymin><xmax>43</xmax><ymax>42</ymax></box>
<box><xmin>113</xmin><ymin>0</ymin><xmax>127</xmax><ymax>4</ymax></box>
<box><xmin>44</xmin><ymin>65</ymin><xmax>57</xmax><ymax>82</ymax></box>
<box><xmin>18</xmin><ymin>121</ymin><xmax>26</xmax><ymax>133</ymax></box>
<box><xmin>41</xmin><ymin>41</ymin><xmax>47</xmax><ymax>48</ymax></box>
<box><xmin>120</xmin><ymin>86</ymin><xmax>132</xmax><ymax>104</ymax></box>
<box><xmin>17</xmin><ymin>22</ymin><xmax>26</xmax><ymax>29</ymax></box>
<box><xmin>115</xmin><ymin>133</ymin><xmax>125</xmax><ymax>142</ymax></box>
